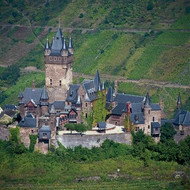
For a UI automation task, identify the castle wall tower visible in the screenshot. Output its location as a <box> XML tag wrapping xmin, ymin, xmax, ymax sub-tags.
<box><xmin>44</xmin><ymin>28</ymin><xmax>74</xmax><ymax>103</ymax></box>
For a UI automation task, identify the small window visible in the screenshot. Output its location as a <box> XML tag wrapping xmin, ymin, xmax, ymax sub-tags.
<box><xmin>54</xmin><ymin>57</ymin><xmax>57</xmax><ymax>61</ymax></box>
<box><xmin>115</xmin><ymin>122</ymin><xmax>117</xmax><ymax>125</ymax></box>
<box><xmin>50</xmin><ymin>79</ymin><xmax>52</xmax><ymax>86</ymax></box>
<box><xmin>43</xmin><ymin>133</ymin><xmax>47</xmax><ymax>138</ymax></box>
<box><xmin>148</xmin><ymin>125</ymin><xmax>150</xmax><ymax>129</ymax></box>
<box><xmin>153</xmin><ymin>117</ymin><xmax>155</xmax><ymax>121</ymax></box>
<box><xmin>155</xmin><ymin>128</ymin><xmax>158</xmax><ymax>132</ymax></box>
<box><xmin>59</xmin><ymin>80</ymin><xmax>62</xmax><ymax>86</ymax></box>
<box><xmin>85</xmin><ymin>113</ymin><xmax>87</xmax><ymax>118</ymax></box>
<box><xmin>86</xmin><ymin>103</ymin><xmax>88</xmax><ymax>107</ymax></box>
<box><xmin>31</xmin><ymin>130</ymin><xmax>34</xmax><ymax>133</ymax></box>
<box><xmin>148</xmin><ymin>110</ymin><xmax>150</xmax><ymax>114</ymax></box>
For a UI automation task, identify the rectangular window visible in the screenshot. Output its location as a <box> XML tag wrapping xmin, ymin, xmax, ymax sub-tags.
<box><xmin>50</xmin><ymin>79</ymin><xmax>52</xmax><ymax>86</ymax></box>
<box><xmin>59</xmin><ymin>80</ymin><xmax>61</xmax><ymax>86</ymax></box>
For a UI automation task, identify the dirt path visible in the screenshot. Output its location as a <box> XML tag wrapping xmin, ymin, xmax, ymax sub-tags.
<box><xmin>73</xmin><ymin>72</ymin><xmax>190</xmax><ymax>90</ymax></box>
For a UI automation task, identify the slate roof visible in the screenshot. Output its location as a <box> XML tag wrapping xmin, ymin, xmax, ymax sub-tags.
<box><xmin>39</xmin><ymin>125</ymin><xmax>51</xmax><ymax>132</ymax></box>
<box><xmin>69</xmin><ymin>37</ymin><xmax>73</xmax><ymax>48</ymax></box>
<box><xmin>114</xmin><ymin>94</ymin><xmax>144</xmax><ymax>104</ymax></box>
<box><xmin>98</xmin><ymin>122</ymin><xmax>106</xmax><ymax>130</ymax></box>
<box><xmin>151</xmin><ymin>122</ymin><xmax>160</xmax><ymax>128</ymax></box>
<box><xmin>111</xmin><ymin>103</ymin><xmax>126</xmax><ymax>115</ymax></box>
<box><xmin>82</xmin><ymin>80</ymin><xmax>97</xmax><ymax>102</ymax></box>
<box><xmin>151</xmin><ymin>104</ymin><xmax>161</xmax><ymax>111</ymax></box>
<box><xmin>106</xmin><ymin>86</ymin><xmax>114</xmax><ymax>102</ymax></box>
<box><xmin>50</xmin><ymin>28</ymin><xmax>64</xmax><ymax>55</ymax></box>
<box><xmin>51</xmin><ymin>101</ymin><xmax>65</xmax><ymax>110</ymax></box>
<box><xmin>23</xmin><ymin>88</ymin><xmax>43</xmax><ymax>105</ymax></box>
<box><xmin>94</xmin><ymin>70</ymin><xmax>101</xmax><ymax>92</ymax></box>
<box><xmin>66</xmin><ymin>84</ymin><xmax>80</xmax><ymax>103</ymax></box>
<box><xmin>144</xmin><ymin>93</ymin><xmax>151</xmax><ymax>107</ymax></box>
<box><xmin>173</xmin><ymin>110</ymin><xmax>190</xmax><ymax>126</ymax></box>
<box><xmin>45</xmin><ymin>38</ymin><xmax>50</xmax><ymax>49</ymax></box>
<box><xmin>49</xmin><ymin>104</ymin><xmax>56</xmax><ymax>114</ymax></box>
<box><xmin>4</xmin><ymin>104</ymin><xmax>17</xmax><ymax>110</ymax></box>
<box><xmin>130</xmin><ymin>113</ymin><xmax>145</xmax><ymax>124</ymax></box>
<box><xmin>40</xmin><ymin>86</ymin><xmax>49</xmax><ymax>100</ymax></box>
<box><xmin>18</xmin><ymin>113</ymin><xmax>36</xmax><ymax>128</ymax></box>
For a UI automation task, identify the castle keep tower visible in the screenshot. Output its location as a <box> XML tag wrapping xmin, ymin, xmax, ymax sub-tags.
<box><xmin>44</xmin><ymin>27</ymin><xmax>73</xmax><ymax>103</ymax></box>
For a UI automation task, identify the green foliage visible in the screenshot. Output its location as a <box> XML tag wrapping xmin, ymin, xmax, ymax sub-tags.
<box><xmin>8</xmin><ymin>127</ymin><xmax>28</xmax><ymax>154</ymax></box>
<box><xmin>160</xmin><ymin>123</ymin><xmax>176</xmax><ymax>143</ymax></box>
<box><xmin>147</xmin><ymin>1</ymin><xmax>154</xmax><ymax>11</ymax></box>
<box><xmin>124</xmin><ymin>114</ymin><xmax>134</xmax><ymax>132</ymax></box>
<box><xmin>64</xmin><ymin>123</ymin><xmax>87</xmax><ymax>134</ymax></box>
<box><xmin>29</xmin><ymin>134</ymin><xmax>37</xmax><ymax>152</ymax></box>
<box><xmin>0</xmin><ymin>64</ymin><xmax>20</xmax><ymax>85</ymax></box>
<box><xmin>92</xmin><ymin>90</ymin><xmax>108</xmax><ymax>126</ymax></box>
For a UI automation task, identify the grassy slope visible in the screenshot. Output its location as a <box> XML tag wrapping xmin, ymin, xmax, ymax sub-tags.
<box><xmin>0</xmin><ymin>152</ymin><xmax>188</xmax><ymax>189</ymax></box>
<box><xmin>0</xmin><ymin>0</ymin><xmax>189</xmax><ymax>116</ymax></box>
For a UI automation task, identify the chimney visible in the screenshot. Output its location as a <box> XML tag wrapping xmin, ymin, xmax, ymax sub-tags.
<box><xmin>126</xmin><ymin>102</ymin><xmax>131</xmax><ymax>115</ymax></box>
<box><xmin>32</xmin><ymin>80</ymin><xmax>36</xmax><ymax>91</ymax></box>
<box><xmin>114</xmin><ymin>80</ymin><xmax>118</xmax><ymax>95</ymax></box>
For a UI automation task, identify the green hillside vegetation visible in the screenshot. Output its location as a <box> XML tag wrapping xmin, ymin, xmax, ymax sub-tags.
<box><xmin>1</xmin><ymin>128</ymin><xmax>190</xmax><ymax>189</ymax></box>
<box><xmin>0</xmin><ymin>0</ymin><xmax>190</xmax><ymax>116</ymax></box>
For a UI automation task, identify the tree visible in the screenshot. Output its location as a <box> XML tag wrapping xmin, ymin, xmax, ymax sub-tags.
<box><xmin>75</xmin><ymin>124</ymin><xmax>87</xmax><ymax>135</ymax></box>
<box><xmin>64</xmin><ymin>123</ymin><xmax>75</xmax><ymax>134</ymax></box>
<box><xmin>160</xmin><ymin>123</ymin><xmax>176</xmax><ymax>143</ymax></box>
<box><xmin>92</xmin><ymin>90</ymin><xmax>108</xmax><ymax>126</ymax></box>
<box><xmin>124</xmin><ymin>114</ymin><xmax>134</xmax><ymax>132</ymax></box>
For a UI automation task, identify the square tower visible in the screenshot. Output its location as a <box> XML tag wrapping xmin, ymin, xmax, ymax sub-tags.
<box><xmin>44</xmin><ymin>27</ymin><xmax>74</xmax><ymax>103</ymax></box>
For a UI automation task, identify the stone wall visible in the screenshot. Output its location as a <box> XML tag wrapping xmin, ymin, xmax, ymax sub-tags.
<box><xmin>0</xmin><ymin>125</ymin><xmax>9</xmax><ymax>141</ymax></box>
<box><xmin>57</xmin><ymin>133</ymin><xmax>132</xmax><ymax>149</ymax></box>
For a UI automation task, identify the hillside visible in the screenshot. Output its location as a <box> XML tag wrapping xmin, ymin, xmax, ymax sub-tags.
<box><xmin>0</xmin><ymin>0</ymin><xmax>190</xmax><ymax>117</ymax></box>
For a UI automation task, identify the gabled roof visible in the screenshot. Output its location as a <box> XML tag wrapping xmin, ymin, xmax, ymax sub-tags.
<box><xmin>130</xmin><ymin>113</ymin><xmax>145</xmax><ymax>124</ymax></box>
<box><xmin>114</xmin><ymin>93</ymin><xmax>144</xmax><ymax>104</ymax></box>
<box><xmin>18</xmin><ymin>113</ymin><xmax>36</xmax><ymax>128</ymax></box>
<box><xmin>106</xmin><ymin>86</ymin><xmax>113</xmax><ymax>102</ymax></box>
<box><xmin>82</xmin><ymin>80</ymin><xmax>97</xmax><ymax>102</ymax></box>
<box><xmin>23</xmin><ymin>88</ymin><xmax>43</xmax><ymax>105</ymax></box>
<box><xmin>173</xmin><ymin>110</ymin><xmax>190</xmax><ymax>126</ymax></box>
<box><xmin>4</xmin><ymin>104</ymin><xmax>17</xmax><ymax>110</ymax></box>
<box><xmin>66</xmin><ymin>84</ymin><xmax>80</xmax><ymax>103</ymax></box>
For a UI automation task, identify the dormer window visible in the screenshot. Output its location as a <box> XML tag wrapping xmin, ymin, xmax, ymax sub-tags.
<box><xmin>56</xmin><ymin>37</ymin><xmax>59</xmax><ymax>40</ymax></box>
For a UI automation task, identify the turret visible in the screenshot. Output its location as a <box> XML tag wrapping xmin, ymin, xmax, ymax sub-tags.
<box><xmin>144</xmin><ymin>92</ymin><xmax>151</xmax><ymax>108</ymax></box>
<box><xmin>94</xmin><ymin>70</ymin><xmax>101</xmax><ymax>92</ymax></box>
<box><xmin>68</xmin><ymin>36</ymin><xmax>74</xmax><ymax>55</ymax></box>
<box><xmin>40</xmin><ymin>86</ymin><xmax>49</xmax><ymax>115</ymax></box>
<box><xmin>44</xmin><ymin>38</ymin><xmax>51</xmax><ymax>56</ymax></box>
<box><xmin>61</xmin><ymin>38</ymin><xmax>68</xmax><ymax>56</ymax></box>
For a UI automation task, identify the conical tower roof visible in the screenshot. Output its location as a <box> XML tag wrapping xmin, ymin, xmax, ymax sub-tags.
<box><xmin>177</xmin><ymin>93</ymin><xmax>181</xmax><ymax>105</ymax></box>
<box><xmin>69</xmin><ymin>36</ymin><xmax>73</xmax><ymax>48</ymax></box>
<box><xmin>45</xmin><ymin>38</ymin><xmax>49</xmax><ymax>50</ymax></box>
<box><xmin>40</xmin><ymin>86</ymin><xmax>49</xmax><ymax>100</ymax></box>
<box><xmin>51</xmin><ymin>28</ymin><xmax>63</xmax><ymax>54</ymax></box>
<box><xmin>94</xmin><ymin>70</ymin><xmax>101</xmax><ymax>92</ymax></box>
<box><xmin>144</xmin><ymin>92</ymin><xmax>151</xmax><ymax>107</ymax></box>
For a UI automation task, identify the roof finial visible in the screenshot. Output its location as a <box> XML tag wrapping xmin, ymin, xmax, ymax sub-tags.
<box><xmin>59</xmin><ymin>17</ymin><xmax>61</xmax><ymax>28</ymax></box>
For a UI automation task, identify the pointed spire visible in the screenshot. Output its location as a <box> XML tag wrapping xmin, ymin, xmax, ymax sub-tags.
<box><xmin>59</xmin><ymin>17</ymin><xmax>61</xmax><ymax>28</ymax></box>
<box><xmin>94</xmin><ymin>70</ymin><xmax>101</xmax><ymax>92</ymax></box>
<box><xmin>102</xmin><ymin>82</ymin><xmax>105</xmax><ymax>90</ymax></box>
<box><xmin>40</xmin><ymin>86</ymin><xmax>49</xmax><ymax>100</ymax></box>
<box><xmin>45</xmin><ymin>38</ymin><xmax>49</xmax><ymax>50</ymax></box>
<box><xmin>18</xmin><ymin>91</ymin><xmax>23</xmax><ymax>98</ymax></box>
<box><xmin>177</xmin><ymin>93</ymin><xmax>181</xmax><ymax>109</ymax></box>
<box><xmin>106</xmin><ymin>86</ymin><xmax>113</xmax><ymax>102</ymax></box>
<box><xmin>63</xmin><ymin>38</ymin><xmax>67</xmax><ymax>50</ymax></box>
<box><xmin>144</xmin><ymin>92</ymin><xmax>151</xmax><ymax>107</ymax></box>
<box><xmin>50</xmin><ymin>104</ymin><xmax>56</xmax><ymax>114</ymax></box>
<box><xmin>69</xmin><ymin>36</ymin><xmax>73</xmax><ymax>48</ymax></box>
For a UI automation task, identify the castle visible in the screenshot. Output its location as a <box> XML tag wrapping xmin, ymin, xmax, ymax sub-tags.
<box><xmin>18</xmin><ymin>27</ymin><xmax>163</xmax><ymax>150</ymax></box>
